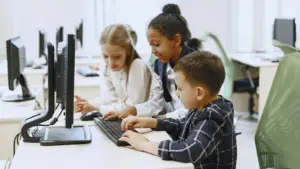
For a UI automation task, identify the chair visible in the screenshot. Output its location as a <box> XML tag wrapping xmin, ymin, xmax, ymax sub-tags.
<box><xmin>273</xmin><ymin>40</ymin><xmax>298</xmax><ymax>55</ymax></box>
<box><xmin>206</xmin><ymin>33</ymin><xmax>258</xmax><ymax>116</ymax></box>
<box><xmin>255</xmin><ymin>52</ymin><xmax>300</xmax><ymax>169</ymax></box>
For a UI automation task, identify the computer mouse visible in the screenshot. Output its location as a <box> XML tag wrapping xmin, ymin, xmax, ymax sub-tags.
<box><xmin>80</xmin><ymin>111</ymin><xmax>102</xmax><ymax>121</ymax></box>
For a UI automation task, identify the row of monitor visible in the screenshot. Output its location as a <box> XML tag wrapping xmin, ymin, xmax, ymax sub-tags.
<box><xmin>3</xmin><ymin>21</ymin><xmax>87</xmax><ymax>144</ymax></box>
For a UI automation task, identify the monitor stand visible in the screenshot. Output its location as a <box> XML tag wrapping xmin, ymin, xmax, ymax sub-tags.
<box><xmin>39</xmin><ymin>125</ymin><xmax>92</xmax><ymax>146</ymax></box>
<box><xmin>2</xmin><ymin>74</ymin><xmax>35</xmax><ymax>102</ymax></box>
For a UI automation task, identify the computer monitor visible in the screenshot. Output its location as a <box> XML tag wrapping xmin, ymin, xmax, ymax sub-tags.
<box><xmin>39</xmin><ymin>34</ymin><xmax>91</xmax><ymax>145</ymax></box>
<box><xmin>55</xmin><ymin>26</ymin><xmax>64</xmax><ymax>55</ymax></box>
<box><xmin>2</xmin><ymin>37</ymin><xmax>35</xmax><ymax>102</ymax></box>
<box><xmin>76</xmin><ymin>20</ymin><xmax>83</xmax><ymax>48</ymax></box>
<box><xmin>55</xmin><ymin>48</ymin><xmax>64</xmax><ymax>104</ymax></box>
<box><xmin>21</xmin><ymin>43</ymin><xmax>57</xmax><ymax>142</ymax></box>
<box><xmin>38</xmin><ymin>31</ymin><xmax>47</xmax><ymax>64</ymax></box>
<box><xmin>273</xmin><ymin>18</ymin><xmax>296</xmax><ymax>47</ymax></box>
<box><xmin>21</xmin><ymin>39</ymin><xmax>91</xmax><ymax>144</ymax></box>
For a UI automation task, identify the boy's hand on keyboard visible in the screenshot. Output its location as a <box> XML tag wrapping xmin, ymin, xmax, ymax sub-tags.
<box><xmin>119</xmin><ymin>130</ymin><xmax>149</xmax><ymax>151</ymax></box>
<box><xmin>121</xmin><ymin>116</ymin><xmax>158</xmax><ymax>131</ymax></box>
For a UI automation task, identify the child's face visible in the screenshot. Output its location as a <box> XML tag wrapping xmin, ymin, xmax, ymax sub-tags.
<box><xmin>147</xmin><ymin>28</ymin><xmax>178</xmax><ymax>63</ymax></box>
<box><xmin>101</xmin><ymin>44</ymin><xmax>127</xmax><ymax>71</ymax></box>
<box><xmin>174</xmin><ymin>71</ymin><xmax>205</xmax><ymax>109</ymax></box>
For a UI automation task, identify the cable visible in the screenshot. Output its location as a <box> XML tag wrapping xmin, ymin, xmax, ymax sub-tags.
<box><xmin>49</xmin><ymin>109</ymin><xmax>64</xmax><ymax>125</ymax></box>
<box><xmin>55</xmin><ymin>104</ymin><xmax>60</xmax><ymax>111</ymax></box>
<box><xmin>13</xmin><ymin>133</ymin><xmax>21</xmax><ymax>156</ymax></box>
<box><xmin>35</xmin><ymin>99</ymin><xmax>42</xmax><ymax>109</ymax></box>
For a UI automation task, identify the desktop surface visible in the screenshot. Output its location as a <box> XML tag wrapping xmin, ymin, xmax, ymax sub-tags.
<box><xmin>229</xmin><ymin>52</ymin><xmax>281</xmax><ymax>67</ymax></box>
<box><xmin>10</xmin><ymin>126</ymin><xmax>193</xmax><ymax>169</ymax></box>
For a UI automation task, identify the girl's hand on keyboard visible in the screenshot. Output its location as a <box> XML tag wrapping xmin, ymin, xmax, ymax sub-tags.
<box><xmin>102</xmin><ymin>112</ymin><xmax>120</xmax><ymax>120</ymax></box>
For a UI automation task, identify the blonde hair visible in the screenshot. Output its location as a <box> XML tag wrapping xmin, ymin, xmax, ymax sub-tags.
<box><xmin>100</xmin><ymin>24</ymin><xmax>139</xmax><ymax>68</ymax></box>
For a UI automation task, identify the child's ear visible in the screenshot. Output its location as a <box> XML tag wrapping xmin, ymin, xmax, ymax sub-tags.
<box><xmin>173</xmin><ymin>34</ymin><xmax>182</xmax><ymax>48</ymax></box>
<box><xmin>196</xmin><ymin>87</ymin><xmax>205</xmax><ymax>101</ymax></box>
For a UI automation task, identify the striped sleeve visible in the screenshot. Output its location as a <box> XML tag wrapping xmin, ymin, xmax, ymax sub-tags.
<box><xmin>154</xmin><ymin>118</ymin><xmax>183</xmax><ymax>140</ymax></box>
<box><xmin>158</xmin><ymin>120</ymin><xmax>220</xmax><ymax>163</ymax></box>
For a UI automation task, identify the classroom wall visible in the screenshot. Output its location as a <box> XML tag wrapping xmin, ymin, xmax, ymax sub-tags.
<box><xmin>0</xmin><ymin>0</ymin><xmax>232</xmax><ymax>61</ymax></box>
<box><xmin>178</xmin><ymin>0</ymin><xmax>231</xmax><ymax>54</ymax></box>
<box><xmin>0</xmin><ymin>0</ymin><xmax>15</xmax><ymax>60</ymax></box>
<box><xmin>0</xmin><ymin>0</ymin><xmax>96</xmax><ymax>61</ymax></box>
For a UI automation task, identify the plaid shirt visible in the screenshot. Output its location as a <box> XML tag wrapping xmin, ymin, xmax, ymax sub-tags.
<box><xmin>155</xmin><ymin>96</ymin><xmax>237</xmax><ymax>169</ymax></box>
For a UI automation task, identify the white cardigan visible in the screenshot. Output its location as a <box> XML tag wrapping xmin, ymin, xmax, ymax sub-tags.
<box><xmin>98</xmin><ymin>58</ymin><xmax>164</xmax><ymax>116</ymax></box>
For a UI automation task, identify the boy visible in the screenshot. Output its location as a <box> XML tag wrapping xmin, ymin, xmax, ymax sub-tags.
<box><xmin>119</xmin><ymin>51</ymin><xmax>237</xmax><ymax>169</ymax></box>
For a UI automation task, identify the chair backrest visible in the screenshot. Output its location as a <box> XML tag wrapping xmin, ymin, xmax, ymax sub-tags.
<box><xmin>273</xmin><ymin>39</ymin><xmax>298</xmax><ymax>55</ymax></box>
<box><xmin>255</xmin><ymin>52</ymin><xmax>300</xmax><ymax>169</ymax></box>
<box><xmin>206</xmin><ymin>32</ymin><xmax>235</xmax><ymax>100</ymax></box>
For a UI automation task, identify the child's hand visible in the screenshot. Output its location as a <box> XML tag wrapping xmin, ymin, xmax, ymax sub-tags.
<box><xmin>74</xmin><ymin>95</ymin><xmax>96</xmax><ymax>113</ymax></box>
<box><xmin>102</xmin><ymin>106</ymin><xmax>136</xmax><ymax>120</ymax></box>
<box><xmin>89</xmin><ymin>65</ymin><xmax>99</xmax><ymax>71</ymax></box>
<box><xmin>102</xmin><ymin>112</ymin><xmax>120</xmax><ymax>120</ymax></box>
<box><xmin>119</xmin><ymin>130</ymin><xmax>149</xmax><ymax>151</ymax></box>
<box><xmin>121</xmin><ymin>116</ymin><xmax>157</xmax><ymax>131</ymax></box>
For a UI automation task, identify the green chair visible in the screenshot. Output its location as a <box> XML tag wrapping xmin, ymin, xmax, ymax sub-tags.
<box><xmin>206</xmin><ymin>32</ymin><xmax>259</xmax><ymax>116</ymax></box>
<box><xmin>273</xmin><ymin>40</ymin><xmax>298</xmax><ymax>55</ymax></box>
<box><xmin>255</xmin><ymin>52</ymin><xmax>300</xmax><ymax>169</ymax></box>
<box><xmin>205</xmin><ymin>33</ymin><xmax>235</xmax><ymax>100</ymax></box>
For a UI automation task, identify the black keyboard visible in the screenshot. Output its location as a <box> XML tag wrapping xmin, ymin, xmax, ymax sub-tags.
<box><xmin>77</xmin><ymin>67</ymin><xmax>99</xmax><ymax>77</ymax></box>
<box><xmin>94</xmin><ymin>117</ymin><xmax>130</xmax><ymax>146</ymax></box>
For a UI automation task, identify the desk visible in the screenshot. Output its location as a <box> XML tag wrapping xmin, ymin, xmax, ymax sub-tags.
<box><xmin>10</xmin><ymin>125</ymin><xmax>193</xmax><ymax>169</ymax></box>
<box><xmin>0</xmin><ymin>160</ymin><xmax>9</xmax><ymax>169</ymax></box>
<box><xmin>230</xmin><ymin>52</ymin><xmax>279</xmax><ymax>118</ymax></box>
<box><xmin>0</xmin><ymin>60</ymin><xmax>47</xmax><ymax>86</ymax></box>
<box><xmin>44</xmin><ymin>72</ymin><xmax>100</xmax><ymax>100</ymax></box>
<box><xmin>75</xmin><ymin>58</ymin><xmax>102</xmax><ymax>68</ymax></box>
<box><xmin>0</xmin><ymin>85</ymin><xmax>43</xmax><ymax>160</ymax></box>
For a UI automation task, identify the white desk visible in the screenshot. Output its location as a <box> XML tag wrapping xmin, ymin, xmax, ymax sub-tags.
<box><xmin>75</xmin><ymin>58</ymin><xmax>102</xmax><ymax>68</ymax></box>
<box><xmin>0</xmin><ymin>160</ymin><xmax>9</xmax><ymax>169</ymax></box>
<box><xmin>44</xmin><ymin>72</ymin><xmax>100</xmax><ymax>100</ymax></box>
<box><xmin>230</xmin><ymin>52</ymin><xmax>279</xmax><ymax>118</ymax></box>
<box><xmin>0</xmin><ymin>85</ymin><xmax>43</xmax><ymax>160</ymax></box>
<box><xmin>10</xmin><ymin>125</ymin><xmax>193</xmax><ymax>169</ymax></box>
<box><xmin>0</xmin><ymin>60</ymin><xmax>47</xmax><ymax>86</ymax></box>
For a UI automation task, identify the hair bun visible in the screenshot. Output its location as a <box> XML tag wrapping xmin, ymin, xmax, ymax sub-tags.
<box><xmin>162</xmin><ymin>4</ymin><xmax>181</xmax><ymax>15</ymax></box>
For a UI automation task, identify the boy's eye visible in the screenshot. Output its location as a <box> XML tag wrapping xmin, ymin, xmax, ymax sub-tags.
<box><xmin>103</xmin><ymin>55</ymin><xmax>108</xmax><ymax>59</ymax></box>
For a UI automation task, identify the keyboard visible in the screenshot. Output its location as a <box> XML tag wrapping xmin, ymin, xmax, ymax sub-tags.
<box><xmin>94</xmin><ymin>117</ymin><xmax>133</xmax><ymax>146</ymax></box>
<box><xmin>77</xmin><ymin>67</ymin><xmax>99</xmax><ymax>77</ymax></box>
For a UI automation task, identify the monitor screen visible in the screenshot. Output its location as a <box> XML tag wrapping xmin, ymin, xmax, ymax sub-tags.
<box><xmin>273</xmin><ymin>18</ymin><xmax>296</xmax><ymax>47</ymax></box>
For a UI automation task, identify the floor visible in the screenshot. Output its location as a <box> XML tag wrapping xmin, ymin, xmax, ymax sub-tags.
<box><xmin>235</xmin><ymin>112</ymin><xmax>260</xmax><ymax>169</ymax></box>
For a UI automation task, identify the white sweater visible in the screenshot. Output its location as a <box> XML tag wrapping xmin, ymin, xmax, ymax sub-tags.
<box><xmin>97</xmin><ymin>59</ymin><xmax>164</xmax><ymax>116</ymax></box>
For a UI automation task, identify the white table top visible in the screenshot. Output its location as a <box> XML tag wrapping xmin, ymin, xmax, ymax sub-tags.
<box><xmin>0</xmin><ymin>160</ymin><xmax>9</xmax><ymax>169</ymax></box>
<box><xmin>229</xmin><ymin>52</ymin><xmax>281</xmax><ymax>67</ymax></box>
<box><xmin>10</xmin><ymin>124</ymin><xmax>193</xmax><ymax>169</ymax></box>
<box><xmin>0</xmin><ymin>61</ymin><xmax>47</xmax><ymax>75</ymax></box>
<box><xmin>0</xmin><ymin>85</ymin><xmax>43</xmax><ymax>122</ymax></box>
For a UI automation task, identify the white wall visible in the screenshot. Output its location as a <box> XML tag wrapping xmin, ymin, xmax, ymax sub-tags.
<box><xmin>0</xmin><ymin>0</ymin><xmax>15</xmax><ymax>60</ymax></box>
<box><xmin>0</xmin><ymin>0</ymin><xmax>96</xmax><ymax>61</ymax></box>
<box><xmin>178</xmin><ymin>0</ymin><xmax>232</xmax><ymax>55</ymax></box>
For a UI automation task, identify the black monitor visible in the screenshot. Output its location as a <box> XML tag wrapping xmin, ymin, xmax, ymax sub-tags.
<box><xmin>21</xmin><ymin>43</ymin><xmax>57</xmax><ymax>142</ymax></box>
<box><xmin>38</xmin><ymin>31</ymin><xmax>47</xmax><ymax>64</ymax></box>
<box><xmin>55</xmin><ymin>26</ymin><xmax>64</xmax><ymax>55</ymax></box>
<box><xmin>39</xmin><ymin>34</ymin><xmax>91</xmax><ymax>145</ymax></box>
<box><xmin>21</xmin><ymin>39</ymin><xmax>91</xmax><ymax>144</ymax></box>
<box><xmin>2</xmin><ymin>37</ymin><xmax>35</xmax><ymax>102</ymax></box>
<box><xmin>273</xmin><ymin>18</ymin><xmax>296</xmax><ymax>47</ymax></box>
<box><xmin>76</xmin><ymin>20</ymin><xmax>83</xmax><ymax>48</ymax></box>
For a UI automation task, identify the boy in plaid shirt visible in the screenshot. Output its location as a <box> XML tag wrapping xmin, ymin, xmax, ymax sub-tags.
<box><xmin>120</xmin><ymin>51</ymin><xmax>237</xmax><ymax>169</ymax></box>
